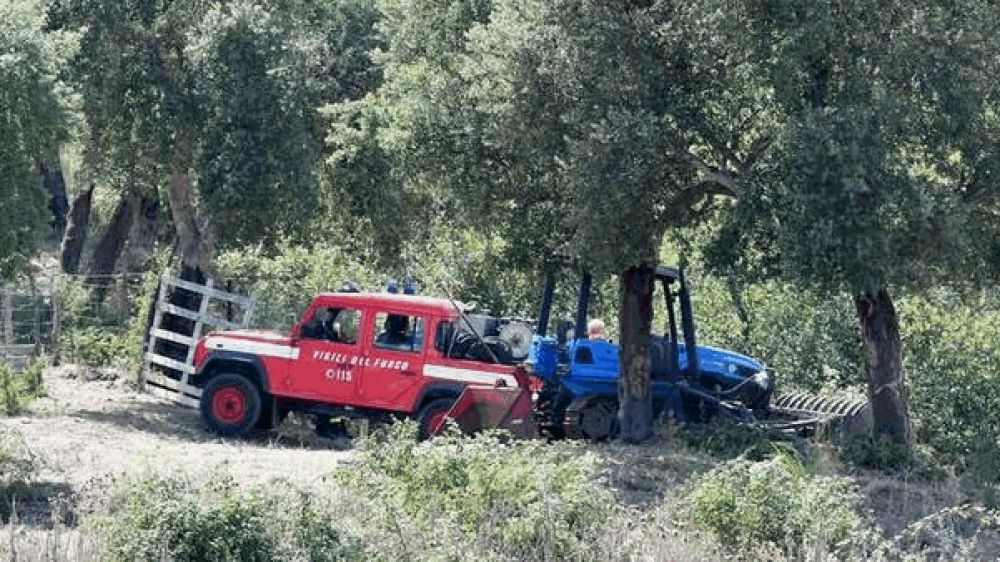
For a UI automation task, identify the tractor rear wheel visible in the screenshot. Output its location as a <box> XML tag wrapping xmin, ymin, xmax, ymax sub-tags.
<box><xmin>565</xmin><ymin>397</ymin><xmax>618</xmax><ymax>441</ymax></box>
<box><xmin>200</xmin><ymin>373</ymin><xmax>262</xmax><ymax>437</ymax></box>
<box><xmin>416</xmin><ymin>398</ymin><xmax>455</xmax><ymax>440</ymax></box>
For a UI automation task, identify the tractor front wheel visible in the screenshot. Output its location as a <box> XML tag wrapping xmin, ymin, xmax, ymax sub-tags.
<box><xmin>416</xmin><ymin>398</ymin><xmax>455</xmax><ymax>440</ymax></box>
<box><xmin>200</xmin><ymin>373</ymin><xmax>262</xmax><ymax>437</ymax></box>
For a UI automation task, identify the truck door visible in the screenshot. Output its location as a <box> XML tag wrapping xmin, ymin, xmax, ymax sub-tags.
<box><xmin>286</xmin><ymin>305</ymin><xmax>367</xmax><ymax>404</ymax></box>
<box><xmin>358</xmin><ymin>309</ymin><xmax>426</xmax><ymax>409</ymax></box>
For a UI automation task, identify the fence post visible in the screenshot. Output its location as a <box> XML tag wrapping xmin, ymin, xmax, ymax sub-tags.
<box><xmin>2</xmin><ymin>285</ymin><xmax>12</xmax><ymax>347</ymax></box>
<box><xmin>31</xmin><ymin>278</ymin><xmax>41</xmax><ymax>355</ymax></box>
<box><xmin>51</xmin><ymin>284</ymin><xmax>61</xmax><ymax>362</ymax></box>
<box><xmin>115</xmin><ymin>275</ymin><xmax>128</xmax><ymax>329</ymax></box>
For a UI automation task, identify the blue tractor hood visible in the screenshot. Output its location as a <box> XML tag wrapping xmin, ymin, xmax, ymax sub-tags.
<box><xmin>527</xmin><ymin>334</ymin><xmax>766</xmax><ymax>384</ymax></box>
<box><xmin>694</xmin><ymin>343</ymin><xmax>766</xmax><ymax>381</ymax></box>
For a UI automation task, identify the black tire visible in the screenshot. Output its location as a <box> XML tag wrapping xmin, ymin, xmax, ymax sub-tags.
<box><xmin>578</xmin><ymin>398</ymin><xmax>617</xmax><ymax>441</ymax></box>
<box><xmin>200</xmin><ymin>373</ymin><xmax>262</xmax><ymax>437</ymax></box>
<box><xmin>416</xmin><ymin>397</ymin><xmax>456</xmax><ymax>440</ymax></box>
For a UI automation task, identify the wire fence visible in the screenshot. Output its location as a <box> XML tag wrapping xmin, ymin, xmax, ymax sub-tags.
<box><xmin>1</xmin><ymin>272</ymin><xmax>147</xmax><ymax>370</ymax></box>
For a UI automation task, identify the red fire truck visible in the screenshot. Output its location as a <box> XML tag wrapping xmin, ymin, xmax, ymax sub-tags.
<box><xmin>192</xmin><ymin>289</ymin><xmax>536</xmax><ymax>439</ymax></box>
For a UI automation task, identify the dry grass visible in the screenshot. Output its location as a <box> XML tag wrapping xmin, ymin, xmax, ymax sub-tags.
<box><xmin>1</xmin><ymin>526</ymin><xmax>103</xmax><ymax>562</ymax></box>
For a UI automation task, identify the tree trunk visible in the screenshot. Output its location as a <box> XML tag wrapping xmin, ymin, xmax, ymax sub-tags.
<box><xmin>155</xmin><ymin>168</ymin><xmax>212</xmax><ymax>379</ymax></box>
<box><xmin>88</xmin><ymin>194</ymin><xmax>138</xmax><ymax>298</ymax></box>
<box><xmin>617</xmin><ymin>264</ymin><xmax>656</xmax><ymax>443</ymax></box>
<box><xmin>727</xmin><ymin>273</ymin><xmax>752</xmax><ymax>347</ymax></box>
<box><xmin>855</xmin><ymin>288</ymin><xmax>913</xmax><ymax>446</ymax></box>
<box><xmin>60</xmin><ymin>185</ymin><xmax>95</xmax><ymax>274</ymax></box>
<box><xmin>166</xmin><ymin>168</ymin><xmax>212</xmax><ymax>275</ymax></box>
<box><xmin>38</xmin><ymin>161</ymin><xmax>69</xmax><ymax>235</ymax></box>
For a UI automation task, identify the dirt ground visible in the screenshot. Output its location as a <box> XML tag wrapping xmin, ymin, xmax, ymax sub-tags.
<box><xmin>1</xmin><ymin>366</ymin><xmax>352</xmax><ymax>526</ymax></box>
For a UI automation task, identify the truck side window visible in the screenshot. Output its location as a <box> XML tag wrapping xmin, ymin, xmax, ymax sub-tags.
<box><xmin>303</xmin><ymin>307</ymin><xmax>362</xmax><ymax>344</ymax></box>
<box><xmin>373</xmin><ymin>312</ymin><xmax>424</xmax><ymax>352</ymax></box>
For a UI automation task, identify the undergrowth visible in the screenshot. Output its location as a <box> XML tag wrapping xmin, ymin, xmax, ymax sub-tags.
<box><xmin>97</xmin><ymin>475</ymin><xmax>364</xmax><ymax>562</ymax></box>
<box><xmin>0</xmin><ymin>358</ymin><xmax>46</xmax><ymax>415</ymax></box>
<box><xmin>685</xmin><ymin>451</ymin><xmax>877</xmax><ymax>557</ymax></box>
<box><xmin>0</xmin><ymin>427</ymin><xmax>37</xmax><ymax>521</ymax></box>
<box><xmin>335</xmin><ymin>422</ymin><xmax>610</xmax><ymax>560</ymax></box>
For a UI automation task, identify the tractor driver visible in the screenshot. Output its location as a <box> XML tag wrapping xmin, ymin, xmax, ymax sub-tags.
<box><xmin>587</xmin><ymin>318</ymin><xmax>607</xmax><ymax>340</ymax></box>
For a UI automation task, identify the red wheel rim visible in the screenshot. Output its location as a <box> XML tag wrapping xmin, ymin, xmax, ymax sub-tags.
<box><xmin>211</xmin><ymin>384</ymin><xmax>247</xmax><ymax>423</ymax></box>
<box><xmin>427</xmin><ymin>409</ymin><xmax>448</xmax><ymax>436</ymax></box>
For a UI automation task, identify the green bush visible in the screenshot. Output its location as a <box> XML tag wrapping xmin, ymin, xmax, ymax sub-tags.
<box><xmin>0</xmin><ymin>360</ymin><xmax>45</xmax><ymax>415</ymax></box>
<box><xmin>64</xmin><ymin>326</ymin><xmax>132</xmax><ymax>367</ymax></box>
<box><xmin>899</xmin><ymin>297</ymin><xmax>1000</xmax><ymax>463</ymax></box>
<box><xmin>682</xmin><ymin>423</ymin><xmax>786</xmax><ymax>461</ymax></box>
<box><xmin>215</xmin><ymin>244</ymin><xmax>383</xmax><ymax>330</ymax></box>
<box><xmin>0</xmin><ymin>427</ymin><xmax>37</xmax><ymax>521</ymax></box>
<box><xmin>99</xmin><ymin>475</ymin><xmax>364</xmax><ymax>562</ymax></box>
<box><xmin>965</xmin><ymin>436</ymin><xmax>1000</xmax><ymax>508</ymax></box>
<box><xmin>836</xmin><ymin>434</ymin><xmax>925</xmax><ymax>472</ymax></box>
<box><xmin>335</xmin><ymin>422</ymin><xmax>609</xmax><ymax>560</ymax></box>
<box><xmin>100</xmin><ymin>476</ymin><xmax>279</xmax><ymax>561</ymax></box>
<box><xmin>690</xmin><ymin>275</ymin><xmax>863</xmax><ymax>392</ymax></box>
<box><xmin>265</xmin><ymin>488</ymin><xmax>366</xmax><ymax>562</ymax></box>
<box><xmin>687</xmin><ymin>453</ymin><xmax>866</xmax><ymax>556</ymax></box>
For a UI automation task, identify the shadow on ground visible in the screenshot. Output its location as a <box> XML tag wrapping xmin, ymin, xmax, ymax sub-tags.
<box><xmin>71</xmin><ymin>397</ymin><xmax>350</xmax><ymax>451</ymax></box>
<box><xmin>3</xmin><ymin>481</ymin><xmax>75</xmax><ymax>529</ymax></box>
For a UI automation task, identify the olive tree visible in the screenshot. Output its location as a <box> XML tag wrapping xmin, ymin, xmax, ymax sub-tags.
<box><xmin>707</xmin><ymin>0</ymin><xmax>1000</xmax><ymax>445</ymax></box>
<box><xmin>328</xmin><ymin>0</ymin><xmax>766</xmax><ymax>441</ymax></box>
<box><xmin>0</xmin><ymin>0</ymin><xmax>76</xmax><ymax>279</ymax></box>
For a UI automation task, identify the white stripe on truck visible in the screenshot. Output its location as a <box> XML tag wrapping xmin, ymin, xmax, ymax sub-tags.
<box><xmin>204</xmin><ymin>337</ymin><xmax>300</xmax><ymax>360</ymax></box>
<box><xmin>423</xmin><ymin>364</ymin><xmax>517</xmax><ymax>387</ymax></box>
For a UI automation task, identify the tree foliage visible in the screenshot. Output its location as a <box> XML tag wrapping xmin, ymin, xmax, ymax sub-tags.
<box><xmin>51</xmin><ymin>0</ymin><xmax>380</xmax><ymax>254</ymax></box>
<box><xmin>708</xmin><ymin>0</ymin><xmax>1000</xmax><ymax>294</ymax></box>
<box><xmin>0</xmin><ymin>0</ymin><xmax>77</xmax><ymax>279</ymax></box>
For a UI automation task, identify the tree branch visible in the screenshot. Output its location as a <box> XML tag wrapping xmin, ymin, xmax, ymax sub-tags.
<box><xmin>683</xmin><ymin>153</ymin><xmax>744</xmax><ymax>198</ymax></box>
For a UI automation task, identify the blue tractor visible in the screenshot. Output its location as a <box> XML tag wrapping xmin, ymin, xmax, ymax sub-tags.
<box><xmin>526</xmin><ymin>265</ymin><xmax>869</xmax><ymax>440</ymax></box>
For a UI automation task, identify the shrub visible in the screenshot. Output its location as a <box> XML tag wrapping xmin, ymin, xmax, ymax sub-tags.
<box><xmin>686</xmin><ymin>453</ymin><xmax>866</xmax><ymax>556</ymax></box>
<box><xmin>682</xmin><ymin>423</ymin><xmax>786</xmax><ymax>461</ymax></box>
<box><xmin>836</xmin><ymin>434</ymin><xmax>916</xmax><ymax>470</ymax></box>
<box><xmin>0</xmin><ymin>427</ymin><xmax>37</xmax><ymax>520</ymax></box>
<box><xmin>335</xmin><ymin>422</ymin><xmax>610</xmax><ymax>560</ymax></box>
<box><xmin>690</xmin><ymin>275</ymin><xmax>863</xmax><ymax>392</ymax></box>
<box><xmin>100</xmin><ymin>476</ymin><xmax>279</xmax><ymax>561</ymax></box>
<box><xmin>964</xmin><ymin>436</ymin><xmax>1000</xmax><ymax>508</ymax></box>
<box><xmin>0</xmin><ymin>360</ymin><xmax>46</xmax><ymax>415</ymax></box>
<box><xmin>215</xmin><ymin>244</ymin><xmax>383</xmax><ymax>330</ymax></box>
<box><xmin>214</xmin><ymin>236</ymin><xmax>540</xmax><ymax>332</ymax></box>
<box><xmin>64</xmin><ymin>326</ymin><xmax>131</xmax><ymax>367</ymax></box>
<box><xmin>262</xmin><ymin>486</ymin><xmax>366</xmax><ymax>562</ymax></box>
<box><xmin>899</xmin><ymin>297</ymin><xmax>1000</xmax><ymax>463</ymax></box>
<box><xmin>98</xmin><ymin>475</ymin><xmax>364</xmax><ymax>562</ymax></box>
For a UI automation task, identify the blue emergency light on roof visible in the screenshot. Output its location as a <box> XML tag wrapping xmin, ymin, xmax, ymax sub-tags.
<box><xmin>403</xmin><ymin>279</ymin><xmax>418</xmax><ymax>295</ymax></box>
<box><xmin>387</xmin><ymin>277</ymin><xmax>418</xmax><ymax>295</ymax></box>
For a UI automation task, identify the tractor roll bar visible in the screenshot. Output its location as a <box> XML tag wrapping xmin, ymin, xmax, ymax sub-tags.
<box><xmin>574</xmin><ymin>273</ymin><xmax>592</xmax><ymax>342</ymax></box>
<box><xmin>537</xmin><ymin>272</ymin><xmax>555</xmax><ymax>337</ymax></box>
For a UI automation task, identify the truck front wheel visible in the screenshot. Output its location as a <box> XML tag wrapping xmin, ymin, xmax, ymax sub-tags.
<box><xmin>416</xmin><ymin>398</ymin><xmax>456</xmax><ymax>440</ymax></box>
<box><xmin>200</xmin><ymin>373</ymin><xmax>262</xmax><ymax>437</ymax></box>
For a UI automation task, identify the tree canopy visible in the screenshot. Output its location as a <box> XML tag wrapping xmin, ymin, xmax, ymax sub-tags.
<box><xmin>0</xmin><ymin>0</ymin><xmax>76</xmax><ymax>279</ymax></box>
